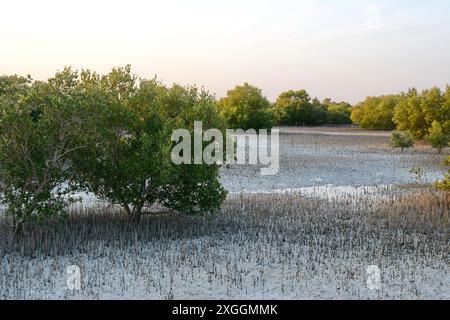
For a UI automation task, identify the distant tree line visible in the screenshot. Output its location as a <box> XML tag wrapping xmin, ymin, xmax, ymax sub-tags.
<box><xmin>217</xmin><ymin>83</ymin><xmax>449</xmax><ymax>141</ymax></box>
<box><xmin>351</xmin><ymin>87</ymin><xmax>450</xmax><ymax>138</ymax></box>
<box><xmin>217</xmin><ymin>83</ymin><xmax>352</xmax><ymax>130</ymax></box>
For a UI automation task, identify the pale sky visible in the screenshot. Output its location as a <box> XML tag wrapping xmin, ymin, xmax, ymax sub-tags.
<box><xmin>1</xmin><ymin>0</ymin><xmax>450</xmax><ymax>103</ymax></box>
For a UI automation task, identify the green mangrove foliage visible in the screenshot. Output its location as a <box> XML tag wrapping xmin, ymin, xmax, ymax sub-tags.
<box><xmin>0</xmin><ymin>67</ymin><xmax>227</xmax><ymax>227</ymax></box>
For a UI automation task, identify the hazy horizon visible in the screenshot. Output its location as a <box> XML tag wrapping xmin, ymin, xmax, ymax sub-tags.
<box><xmin>1</xmin><ymin>0</ymin><xmax>450</xmax><ymax>104</ymax></box>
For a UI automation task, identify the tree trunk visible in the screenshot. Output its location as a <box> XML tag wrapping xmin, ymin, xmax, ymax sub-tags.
<box><xmin>123</xmin><ymin>203</ymin><xmax>142</xmax><ymax>224</ymax></box>
<box><xmin>130</xmin><ymin>211</ymin><xmax>142</xmax><ymax>224</ymax></box>
<box><xmin>13</xmin><ymin>220</ymin><xmax>24</xmax><ymax>240</ymax></box>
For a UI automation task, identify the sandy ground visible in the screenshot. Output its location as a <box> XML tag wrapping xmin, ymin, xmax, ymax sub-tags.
<box><xmin>220</xmin><ymin>127</ymin><xmax>448</xmax><ymax>193</ymax></box>
<box><xmin>0</xmin><ymin>127</ymin><xmax>448</xmax><ymax>300</ymax></box>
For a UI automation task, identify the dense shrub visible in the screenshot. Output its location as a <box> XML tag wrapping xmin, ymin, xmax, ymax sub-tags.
<box><xmin>390</xmin><ymin>131</ymin><xmax>415</xmax><ymax>152</ymax></box>
<box><xmin>273</xmin><ymin>90</ymin><xmax>316</xmax><ymax>126</ymax></box>
<box><xmin>351</xmin><ymin>86</ymin><xmax>450</xmax><ymax>141</ymax></box>
<box><xmin>350</xmin><ymin>95</ymin><xmax>399</xmax><ymax>130</ymax></box>
<box><xmin>218</xmin><ymin>83</ymin><xmax>273</xmax><ymax>130</ymax></box>
<box><xmin>0</xmin><ymin>67</ymin><xmax>227</xmax><ymax>226</ymax></box>
<box><xmin>393</xmin><ymin>87</ymin><xmax>450</xmax><ymax>139</ymax></box>
<box><xmin>71</xmin><ymin>66</ymin><xmax>227</xmax><ymax>222</ymax></box>
<box><xmin>323</xmin><ymin>100</ymin><xmax>352</xmax><ymax>125</ymax></box>
<box><xmin>393</xmin><ymin>89</ymin><xmax>430</xmax><ymax>139</ymax></box>
<box><xmin>427</xmin><ymin>121</ymin><xmax>449</xmax><ymax>154</ymax></box>
<box><xmin>0</xmin><ymin>70</ymin><xmax>90</xmax><ymax>228</ymax></box>
<box><xmin>273</xmin><ymin>91</ymin><xmax>351</xmax><ymax>126</ymax></box>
